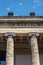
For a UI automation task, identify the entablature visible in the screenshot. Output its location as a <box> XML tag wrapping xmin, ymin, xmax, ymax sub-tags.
<box><xmin>0</xmin><ymin>22</ymin><xmax>43</xmax><ymax>28</ymax></box>
<box><xmin>0</xmin><ymin>16</ymin><xmax>43</xmax><ymax>22</ymax></box>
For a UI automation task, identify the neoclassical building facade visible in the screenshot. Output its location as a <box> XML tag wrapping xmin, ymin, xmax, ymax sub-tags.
<box><xmin>0</xmin><ymin>12</ymin><xmax>43</xmax><ymax>65</ymax></box>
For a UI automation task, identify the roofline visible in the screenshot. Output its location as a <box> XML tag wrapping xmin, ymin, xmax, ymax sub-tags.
<box><xmin>0</xmin><ymin>16</ymin><xmax>43</xmax><ymax>22</ymax></box>
<box><xmin>0</xmin><ymin>18</ymin><xmax>43</xmax><ymax>21</ymax></box>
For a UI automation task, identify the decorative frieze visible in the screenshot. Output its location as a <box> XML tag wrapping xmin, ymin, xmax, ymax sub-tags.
<box><xmin>0</xmin><ymin>22</ymin><xmax>43</xmax><ymax>28</ymax></box>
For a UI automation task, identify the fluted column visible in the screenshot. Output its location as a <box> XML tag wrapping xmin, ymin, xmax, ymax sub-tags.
<box><xmin>5</xmin><ymin>33</ymin><xmax>16</xmax><ymax>65</ymax></box>
<box><xmin>29</xmin><ymin>32</ymin><xmax>40</xmax><ymax>65</ymax></box>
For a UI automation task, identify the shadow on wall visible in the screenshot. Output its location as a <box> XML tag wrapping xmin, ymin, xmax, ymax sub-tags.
<box><xmin>0</xmin><ymin>55</ymin><xmax>43</xmax><ymax>65</ymax></box>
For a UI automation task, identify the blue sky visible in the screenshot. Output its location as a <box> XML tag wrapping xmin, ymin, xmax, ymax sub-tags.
<box><xmin>0</xmin><ymin>0</ymin><xmax>43</xmax><ymax>16</ymax></box>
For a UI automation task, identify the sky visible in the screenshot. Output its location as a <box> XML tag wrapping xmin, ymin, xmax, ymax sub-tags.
<box><xmin>0</xmin><ymin>0</ymin><xmax>43</xmax><ymax>16</ymax></box>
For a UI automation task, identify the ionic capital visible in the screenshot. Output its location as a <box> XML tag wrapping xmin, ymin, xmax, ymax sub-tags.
<box><xmin>5</xmin><ymin>32</ymin><xmax>16</xmax><ymax>38</ymax></box>
<box><xmin>28</xmin><ymin>32</ymin><xmax>39</xmax><ymax>38</ymax></box>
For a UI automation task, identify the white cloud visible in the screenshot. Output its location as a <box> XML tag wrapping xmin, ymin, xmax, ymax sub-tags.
<box><xmin>33</xmin><ymin>5</ymin><xmax>36</xmax><ymax>9</ymax></box>
<box><xmin>33</xmin><ymin>0</ymin><xmax>40</xmax><ymax>3</ymax></box>
<box><xmin>14</xmin><ymin>14</ymin><xmax>18</xmax><ymax>16</ymax></box>
<box><xmin>33</xmin><ymin>0</ymin><xmax>43</xmax><ymax>8</ymax></box>
<box><xmin>19</xmin><ymin>2</ymin><xmax>23</xmax><ymax>6</ymax></box>
<box><xmin>6</xmin><ymin>8</ymin><xmax>10</xmax><ymax>11</ymax></box>
<box><xmin>32</xmin><ymin>0</ymin><xmax>43</xmax><ymax>10</ymax></box>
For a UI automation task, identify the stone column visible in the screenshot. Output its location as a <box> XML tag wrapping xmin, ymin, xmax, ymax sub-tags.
<box><xmin>5</xmin><ymin>33</ymin><xmax>16</xmax><ymax>65</ymax></box>
<box><xmin>29</xmin><ymin>32</ymin><xmax>40</xmax><ymax>65</ymax></box>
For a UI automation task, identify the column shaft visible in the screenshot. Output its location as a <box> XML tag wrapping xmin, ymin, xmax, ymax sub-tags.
<box><xmin>6</xmin><ymin>36</ymin><xmax>14</xmax><ymax>65</ymax></box>
<box><xmin>31</xmin><ymin>35</ymin><xmax>40</xmax><ymax>65</ymax></box>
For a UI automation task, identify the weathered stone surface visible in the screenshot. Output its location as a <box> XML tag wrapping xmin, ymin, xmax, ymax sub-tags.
<box><xmin>6</xmin><ymin>36</ymin><xmax>14</xmax><ymax>65</ymax></box>
<box><xmin>30</xmin><ymin>33</ymin><xmax>40</xmax><ymax>65</ymax></box>
<box><xmin>0</xmin><ymin>28</ymin><xmax>43</xmax><ymax>33</ymax></box>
